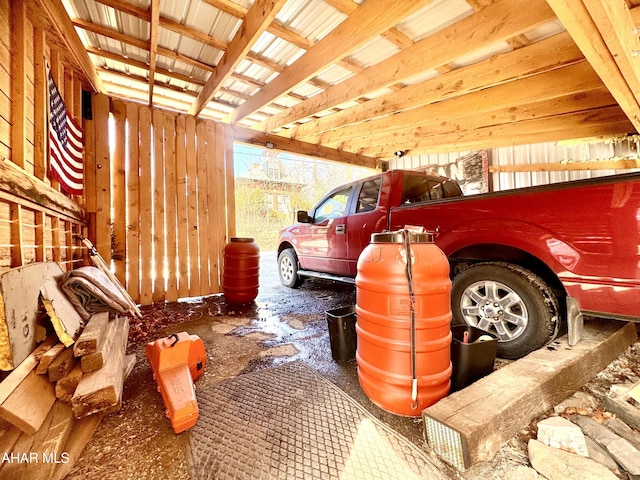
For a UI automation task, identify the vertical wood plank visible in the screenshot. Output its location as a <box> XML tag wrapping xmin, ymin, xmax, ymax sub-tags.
<box><xmin>138</xmin><ymin>107</ymin><xmax>153</xmax><ymax>305</ymax></box>
<box><xmin>112</xmin><ymin>100</ymin><xmax>127</xmax><ymax>284</ymax></box>
<box><xmin>152</xmin><ymin>109</ymin><xmax>165</xmax><ymax>303</ymax></box>
<box><xmin>34</xmin><ymin>211</ymin><xmax>44</xmax><ymax>262</ymax></box>
<box><xmin>10</xmin><ymin>0</ymin><xmax>27</xmax><ymax>169</ymax></box>
<box><xmin>33</xmin><ymin>27</ymin><xmax>46</xmax><ymax>181</ymax></box>
<box><xmin>64</xmin><ymin>220</ymin><xmax>73</xmax><ymax>270</ymax></box>
<box><xmin>93</xmin><ymin>94</ymin><xmax>111</xmax><ymax>263</ymax></box>
<box><xmin>126</xmin><ymin>102</ymin><xmax>140</xmax><ymax>303</ymax></box>
<box><xmin>164</xmin><ymin>112</ymin><xmax>178</xmax><ymax>302</ymax></box>
<box><xmin>196</xmin><ymin>121</ymin><xmax>209</xmax><ymax>294</ymax></box>
<box><xmin>223</xmin><ymin>124</ymin><xmax>236</xmax><ymax>238</ymax></box>
<box><xmin>51</xmin><ymin>217</ymin><xmax>61</xmax><ymax>262</ymax></box>
<box><xmin>207</xmin><ymin>121</ymin><xmax>221</xmax><ymax>293</ymax></box>
<box><xmin>84</xmin><ymin>111</ymin><xmax>97</xmax><ymax>214</ymax></box>
<box><xmin>175</xmin><ymin>116</ymin><xmax>189</xmax><ymax>299</ymax></box>
<box><xmin>9</xmin><ymin>204</ymin><xmax>23</xmax><ymax>267</ymax></box>
<box><xmin>185</xmin><ymin>116</ymin><xmax>199</xmax><ymax>297</ymax></box>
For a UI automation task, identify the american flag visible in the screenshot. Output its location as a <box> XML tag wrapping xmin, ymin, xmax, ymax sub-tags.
<box><xmin>48</xmin><ymin>66</ymin><xmax>84</xmax><ymax>195</ymax></box>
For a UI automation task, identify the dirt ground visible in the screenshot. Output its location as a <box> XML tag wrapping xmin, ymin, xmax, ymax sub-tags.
<box><xmin>63</xmin><ymin>252</ymin><xmax>640</xmax><ymax>480</ymax></box>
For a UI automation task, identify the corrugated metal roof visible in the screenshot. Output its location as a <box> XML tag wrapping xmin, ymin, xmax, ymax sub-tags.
<box><xmin>57</xmin><ymin>0</ymin><xmax>640</xmax><ymax>160</ymax></box>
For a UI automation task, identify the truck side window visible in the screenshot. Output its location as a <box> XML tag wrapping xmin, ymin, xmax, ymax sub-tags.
<box><xmin>356</xmin><ymin>178</ymin><xmax>382</xmax><ymax>213</ymax></box>
<box><xmin>402</xmin><ymin>175</ymin><xmax>463</xmax><ymax>203</ymax></box>
<box><xmin>314</xmin><ymin>187</ymin><xmax>351</xmax><ymax>223</ymax></box>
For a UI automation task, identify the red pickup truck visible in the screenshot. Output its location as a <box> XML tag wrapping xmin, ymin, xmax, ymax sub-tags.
<box><xmin>276</xmin><ymin>169</ymin><xmax>640</xmax><ymax>359</ymax></box>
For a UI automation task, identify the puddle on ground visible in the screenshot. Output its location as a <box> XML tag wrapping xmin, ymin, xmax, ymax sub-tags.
<box><xmin>259</xmin><ymin>344</ymin><xmax>299</xmax><ymax>358</ymax></box>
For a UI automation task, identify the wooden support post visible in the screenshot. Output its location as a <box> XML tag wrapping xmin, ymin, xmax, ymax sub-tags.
<box><xmin>423</xmin><ymin>320</ymin><xmax>638</xmax><ymax>471</ymax></box>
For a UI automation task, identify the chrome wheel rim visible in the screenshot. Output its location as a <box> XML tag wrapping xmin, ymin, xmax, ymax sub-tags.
<box><xmin>279</xmin><ymin>256</ymin><xmax>295</xmax><ymax>283</ymax></box>
<box><xmin>459</xmin><ymin>280</ymin><xmax>528</xmax><ymax>342</ymax></box>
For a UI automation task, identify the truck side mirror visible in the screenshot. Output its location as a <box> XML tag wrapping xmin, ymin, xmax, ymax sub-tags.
<box><xmin>297</xmin><ymin>210</ymin><xmax>311</xmax><ymax>223</ymax></box>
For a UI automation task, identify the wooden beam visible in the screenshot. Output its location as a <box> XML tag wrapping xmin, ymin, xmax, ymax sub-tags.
<box><xmin>232</xmin><ymin>125</ymin><xmax>378</xmax><ymax>169</ymax></box>
<box><xmin>188</xmin><ymin>0</ymin><xmax>288</xmax><ymax>116</ymax></box>
<box><xmin>0</xmin><ymin>160</ymin><xmax>85</xmax><ymax>222</ymax></box>
<box><xmin>423</xmin><ymin>320</ymin><xmax>637</xmax><ymax>471</ymax></box>
<box><xmin>228</xmin><ymin>0</ymin><xmax>434</xmax><ymax>124</ymax></box>
<box><xmin>546</xmin><ymin>0</ymin><xmax>640</xmax><ymax>132</ymax></box>
<box><xmin>582</xmin><ymin>0</ymin><xmax>640</xmax><ymax>107</ymax></box>
<box><xmin>33</xmin><ymin>27</ymin><xmax>47</xmax><ymax>181</ymax></box>
<box><xmin>147</xmin><ymin>0</ymin><xmax>160</xmax><ymax>105</ymax></box>
<box><xmin>35</xmin><ymin>0</ymin><xmax>104</xmax><ymax>93</ymax></box>
<box><xmin>294</xmin><ymin>32</ymin><xmax>583</xmax><ymax>140</ymax></box>
<box><xmin>254</xmin><ymin>0</ymin><xmax>556</xmax><ymax>133</ymax></box>
<box><xmin>358</xmin><ymin>106</ymin><xmax>633</xmax><ymax>157</ymax></box>
<box><xmin>489</xmin><ymin>158</ymin><xmax>640</xmax><ymax>172</ymax></box>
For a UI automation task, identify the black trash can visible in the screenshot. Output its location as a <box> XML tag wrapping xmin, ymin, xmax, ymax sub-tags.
<box><xmin>450</xmin><ymin>325</ymin><xmax>498</xmax><ymax>392</ymax></box>
<box><xmin>326</xmin><ymin>306</ymin><xmax>357</xmax><ymax>363</ymax></box>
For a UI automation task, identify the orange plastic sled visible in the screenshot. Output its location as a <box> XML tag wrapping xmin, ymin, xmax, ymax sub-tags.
<box><xmin>146</xmin><ymin>332</ymin><xmax>206</xmax><ymax>434</ymax></box>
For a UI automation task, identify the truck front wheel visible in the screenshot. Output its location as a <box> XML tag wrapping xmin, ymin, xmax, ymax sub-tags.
<box><xmin>451</xmin><ymin>262</ymin><xmax>559</xmax><ymax>359</ymax></box>
<box><xmin>278</xmin><ymin>248</ymin><xmax>303</xmax><ymax>288</ymax></box>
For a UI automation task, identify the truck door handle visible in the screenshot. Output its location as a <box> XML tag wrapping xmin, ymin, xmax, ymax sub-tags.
<box><xmin>336</xmin><ymin>224</ymin><xmax>346</xmax><ymax>234</ymax></box>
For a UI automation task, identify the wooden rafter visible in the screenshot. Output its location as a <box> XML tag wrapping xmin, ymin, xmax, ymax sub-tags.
<box><xmin>188</xmin><ymin>0</ymin><xmax>289</xmax><ymax>116</ymax></box>
<box><xmin>255</xmin><ymin>0</ymin><xmax>556</xmax><ymax>134</ymax></box>
<box><xmin>227</xmin><ymin>0</ymin><xmax>434</xmax><ymax>124</ymax></box>
<box><xmin>546</xmin><ymin>0</ymin><xmax>640</xmax><ymax>132</ymax></box>
<box><xmin>36</xmin><ymin>0</ymin><xmax>104</xmax><ymax>93</ymax></box>
<box><xmin>232</xmin><ymin>125</ymin><xmax>378</xmax><ymax>169</ymax></box>
<box><xmin>290</xmin><ymin>32</ymin><xmax>583</xmax><ymax>141</ymax></box>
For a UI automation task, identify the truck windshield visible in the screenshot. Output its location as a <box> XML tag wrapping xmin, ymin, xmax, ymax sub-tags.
<box><xmin>402</xmin><ymin>174</ymin><xmax>462</xmax><ymax>204</ymax></box>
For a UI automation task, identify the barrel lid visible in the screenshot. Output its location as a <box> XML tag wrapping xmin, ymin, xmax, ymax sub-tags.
<box><xmin>230</xmin><ymin>237</ymin><xmax>255</xmax><ymax>243</ymax></box>
<box><xmin>371</xmin><ymin>231</ymin><xmax>433</xmax><ymax>244</ymax></box>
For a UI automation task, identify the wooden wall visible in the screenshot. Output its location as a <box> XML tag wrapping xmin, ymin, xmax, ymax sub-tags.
<box><xmin>86</xmin><ymin>96</ymin><xmax>236</xmax><ymax>305</ymax></box>
<box><xmin>0</xmin><ymin>0</ymin><xmax>87</xmax><ymax>272</ymax></box>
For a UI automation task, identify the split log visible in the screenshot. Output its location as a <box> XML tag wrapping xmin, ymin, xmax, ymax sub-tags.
<box><xmin>80</xmin><ymin>318</ymin><xmax>116</xmax><ymax>373</ymax></box>
<box><xmin>73</xmin><ymin>312</ymin><xmax>110</xmax><ymax>357</ymax></box>
<box><xmin>0</xmin><ymin>370</ymin><xmax>56</xmax><ymax>435</ymax></box>
<box><xmin>55</xmin><ymin>363</ymin><xmax>84</xmax><ymax>402</ymax></box>
<box><xmin>71</xmin><ymin>317</ymin><xmax>129</xmax><ymax>419</ymax></box>
<box><xmin>51</xmin><ymin>353</ymin><xmax>137</xmax><ymax>480</ymax></box>
<box><xmin>47</xmin><ymin>347</ymin><xmax>76</xmax><ymax>382</ymax></box>
<box><xmin>36</xmin><ymin>343</ymin><xmax>65</xmax><ymax>375</ymax></box>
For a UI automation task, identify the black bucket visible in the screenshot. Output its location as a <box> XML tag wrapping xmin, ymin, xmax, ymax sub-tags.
<box><xmin>326</xmin><ymin>306</ymin><xmax>357</xmax><ymax>363</ymax></box>
<box><xmin>450</xmin><ymin>325</ymin><xmax>497</xmax><ymax>392</ymax></box>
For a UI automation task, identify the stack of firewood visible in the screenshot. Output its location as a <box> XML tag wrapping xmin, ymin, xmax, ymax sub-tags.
<box><xmin>0</xmin><ymin>312</ymin><xmax>133</xmax><ymax>480</ymax></box>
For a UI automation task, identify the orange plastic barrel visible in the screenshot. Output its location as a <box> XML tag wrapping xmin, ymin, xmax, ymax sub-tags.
<box><xmin>222</xmin><ymin>238</ymin><xmax>260</xmax><ymax>304</ymax></box>
<box><xmin>356</xmin><ymin>230</ymin><xmax>452</xmax><ymax>416</ymax></box>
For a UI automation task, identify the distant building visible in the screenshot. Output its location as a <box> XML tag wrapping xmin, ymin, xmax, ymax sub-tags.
<box><xmin>235</xmin><ymin>158</ymin><xmax>306</xmax><ymax>214</ymax></box>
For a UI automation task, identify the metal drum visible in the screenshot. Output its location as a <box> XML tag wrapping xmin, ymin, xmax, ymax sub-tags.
<box><xmin>356</xmin><ymin>230</ymin><xmax>452</xmax><ymax>416</ymax></box>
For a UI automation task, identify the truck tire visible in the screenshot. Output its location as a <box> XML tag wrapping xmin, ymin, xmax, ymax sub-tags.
<box><xmin>278</xmin><ymin>248</ymin><xmax>303</xmax><ymax>288</ymax></box>
<box><xmin>451</xmin><ymin>262</ymin><xmax>559</xmax><ymax>359</ymax></box>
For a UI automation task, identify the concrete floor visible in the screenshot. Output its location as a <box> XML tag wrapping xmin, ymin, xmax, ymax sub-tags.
<box><xmin>65</xmin><ymin>251</ymin><xmax>463</xmax><ymax>480</ymax></box>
